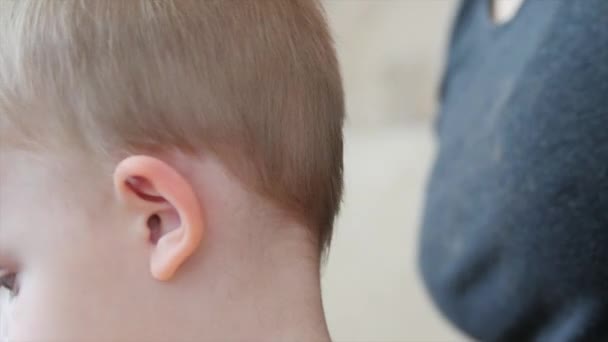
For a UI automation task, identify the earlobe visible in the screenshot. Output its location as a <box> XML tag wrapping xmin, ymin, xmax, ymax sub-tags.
<box><xmin>113</xmin><ymin>155</ymin><xmax>204</xmax><ymax>281</ymax></box>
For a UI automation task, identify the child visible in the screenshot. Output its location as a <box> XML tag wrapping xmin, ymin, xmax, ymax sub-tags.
<box><xmin>0</xmin><ymin>1</ymin><xmax>344</xmax><ymax>341</ymax></box>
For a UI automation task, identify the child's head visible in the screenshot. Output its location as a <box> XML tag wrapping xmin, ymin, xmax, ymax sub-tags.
<box><xmin>0</xmin><ymin>1</ymin><xmax>344</xmax><ymax>340</ymax></box>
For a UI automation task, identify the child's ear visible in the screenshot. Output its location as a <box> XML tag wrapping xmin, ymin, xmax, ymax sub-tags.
<box><xmin>113</xmin><ymin>155</ymin><xmax>204</xmax><ymax>281</ymax></box>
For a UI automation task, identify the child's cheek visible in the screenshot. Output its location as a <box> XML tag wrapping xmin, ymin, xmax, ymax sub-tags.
<box><xmin>0</xmin><ymin>293</ymin><xmax>30</xmax><ymax>342</ymax></box>
<box><xmin>0</xmin><ymin>292</ymin><xmax>12</xmax><ymax>341</ymax></box>
<box><xmin>2</xmin><ymin>300</ymin><xmax>26</xmax><ymax>342</ymax></box>
<box><xmin>4</xmin><ymin>282</ymin><xmax>72</xmax><ymax>342</ymax></box>
<box><xmin>3</xmin><ymin>297</ymin><xmax>41</xmax><ymax>342</ymax></box>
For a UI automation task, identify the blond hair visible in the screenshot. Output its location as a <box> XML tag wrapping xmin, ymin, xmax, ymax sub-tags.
<box><xmin>0</xmin><ymin>0</ymin><xmax>344</xmax><ymax>252</ymax></box>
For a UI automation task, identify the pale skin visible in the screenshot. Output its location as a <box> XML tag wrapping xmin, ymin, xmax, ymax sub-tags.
<box><xmin>0</xmin><ymin>149</ymin><xmax>330</xmax><ymax>341</ymax></box>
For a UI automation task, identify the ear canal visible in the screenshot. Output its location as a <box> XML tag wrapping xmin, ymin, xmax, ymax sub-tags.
<box><xmin>147</xmin><ymin>209</ymin><xmax>181</xmax><ymax>245</ymax></box>
<box><xmin>147</xmin><ymin>214</ymin><xmax>162</xmax><ymax>244</ymax></box>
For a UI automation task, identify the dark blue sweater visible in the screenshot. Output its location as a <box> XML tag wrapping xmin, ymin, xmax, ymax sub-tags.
<box><xmin>419</xmin><ymin>0</ymin><xmax>608</xmax><ymax>341</ymax></box>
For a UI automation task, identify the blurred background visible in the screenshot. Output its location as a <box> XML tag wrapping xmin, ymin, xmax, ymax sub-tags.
<box><xmin>319</xmin><ymin>1</ymin><xmax>464</xmax><ymax>341</ymax></box>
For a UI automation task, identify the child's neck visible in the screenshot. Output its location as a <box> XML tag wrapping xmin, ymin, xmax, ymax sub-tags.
<box><xmin>174</xmin><ymin>227</ymin><xmax>331</xmax><ymax>341</ymax></box>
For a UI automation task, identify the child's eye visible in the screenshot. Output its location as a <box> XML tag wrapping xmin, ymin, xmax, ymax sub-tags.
<box><xmin>0</xmin><ymin>273</ymin><xmax>18</xmax><ymax>298</ymax></box>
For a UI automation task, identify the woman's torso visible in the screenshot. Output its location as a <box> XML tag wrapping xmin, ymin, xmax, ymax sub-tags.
<box><xmin>421</xmin><ymin>0</ymin><xmax>608</xmax><ymax>340</ymax></box>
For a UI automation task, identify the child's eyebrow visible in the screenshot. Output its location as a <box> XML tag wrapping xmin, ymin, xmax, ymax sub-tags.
<box><xmin>0</xmin><ymin>242</ymin><xmax>5</xmax><ymax>259</ymax></box>
<box><xmin>0</xmin><ymin>269</ymin><xmax>8</xmax><ymax>277</ymax></box>
<box><xmin>0</xmin><ymin>253</ymin><xmax>16</xmax><ymax>271</ymax></box>
<box><xmin>0</xmin><ymin>244</ymin><xmax>11</xmax><ymax>264</ymax></box>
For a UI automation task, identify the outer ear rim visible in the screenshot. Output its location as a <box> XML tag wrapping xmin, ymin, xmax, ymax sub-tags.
<box><xmin>113</xmin><ymin>155</ymin><xmax>204</xmax><ymax>281</ymax></box>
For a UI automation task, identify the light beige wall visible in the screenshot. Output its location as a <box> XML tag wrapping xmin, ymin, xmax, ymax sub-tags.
<box><xmin>323</xmin><ymin>0</ymin><xmax>458</xmax><ymax>127</ymax></box>
<box><xmin>321</xmin><ymin>1</ymin><xmax>465</xmax><ymax>341</ymax></box>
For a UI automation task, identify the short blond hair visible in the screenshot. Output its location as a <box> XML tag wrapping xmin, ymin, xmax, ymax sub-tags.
<box><xmin>0</xmin><ymin>0</ymin><xmax>344</xmax><ymax>252</ymax></box>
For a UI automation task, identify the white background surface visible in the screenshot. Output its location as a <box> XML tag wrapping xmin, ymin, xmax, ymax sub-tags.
<box><xmin>323</xmin><ymin>125</ymin><xmax>463</xmax><ymax>341</ymax></box>
<box><xmin>321</xmin><ymin>1</ymin><xmax>465</xmax><ymax>341</ymax></box>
